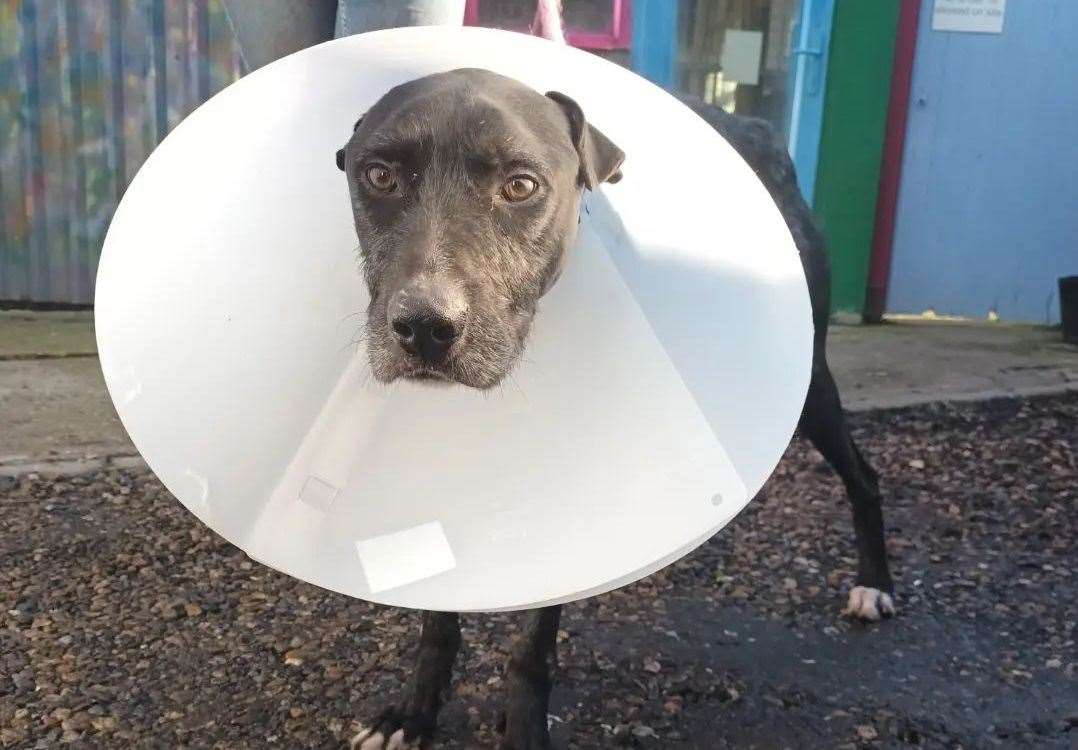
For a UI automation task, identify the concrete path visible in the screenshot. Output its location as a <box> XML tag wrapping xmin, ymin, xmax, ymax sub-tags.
<box><xmin>827</xmin><ymin>316</ymin><xmax>1078</xmax><ymax>411</ymax></box>
<box><xmin>2</xmin><ymin>309</ymin><xmax>1076</xmax><ymax>473</ymax></box>
<box><xmin>1</xmin><ymin>312</ymin><xmax>133</xmax><ymax>473</ymax></box>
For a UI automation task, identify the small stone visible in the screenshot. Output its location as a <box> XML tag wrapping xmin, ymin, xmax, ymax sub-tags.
<box><xmin>91</xmin><ymin>716</ymin><xmax>118</xmax><ymax>732</ymax></box>
<box><xmin>51</xmin><ymin>708</ymin><xmax>72</xmax><ymax>723</ymax></box>
<box><xmin>0</xmin><ymin>728</ymin><xmax>26</xmax><ymax>745</ymax></box>
<box><xmin>61</xmin><ymin>712</ymin><xmax>92</xmax><ymax>732</ymax></box>
<box><xmin>855</xmin><ymin>724</ymin><xmax>878</xmax><ymax>741</ymax></box>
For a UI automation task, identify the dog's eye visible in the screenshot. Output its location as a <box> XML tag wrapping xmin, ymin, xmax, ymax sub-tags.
<box><xmin>364</xmin><ymin>163</ymin><xmax>397</xmax><ymax>193</ymax></box>
<box><xmin>501</xmin><ymin>175</ymin><xmax>538</xmax><ymax>202</ymax></box>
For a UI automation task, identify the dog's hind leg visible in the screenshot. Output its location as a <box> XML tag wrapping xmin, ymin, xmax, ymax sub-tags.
<box><xmin>799</xmin><ymin>356</ymin><xmax>896</xmax><ymax>622</ymax></box>
<box><xmin>499</xmin><ymin>605</ymin><xmax>561</xmax><ymax>750</ymax></box>
<box><xmin>675</xmin><ymin>97</ymin><xmax>895</xmax><ymax>621</ymax></box>
<box><xmin>352</xmin><ymin>611</ymin><xmax>461</xmax><ymax>749</ymax></box>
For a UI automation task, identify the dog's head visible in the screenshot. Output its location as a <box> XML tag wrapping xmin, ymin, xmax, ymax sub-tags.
<box><xmin>337</xmin><ymin>68</ymin><xmax>624</xmax><ymax>389</ymax></box>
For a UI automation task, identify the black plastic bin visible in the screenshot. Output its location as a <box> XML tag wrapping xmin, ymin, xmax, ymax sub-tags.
<box><xmin>1061</xmin><ymin>276</ymin><xmax>1078</xmax><ymax>344</ymax></box>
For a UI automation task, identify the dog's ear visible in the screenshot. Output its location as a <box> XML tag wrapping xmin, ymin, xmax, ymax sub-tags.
<box><xmin>336</xmin><ymin>115</ymin><xmax>366</xmax><ymax>171</ymax></box>
<box><xmin>545</xmin><ymin>91</ymin><xmax>624</xmax><ymax>189</ymax></box>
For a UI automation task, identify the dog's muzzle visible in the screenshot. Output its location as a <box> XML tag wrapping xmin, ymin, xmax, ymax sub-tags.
<box><xmin>387</xmin><ymin>283</ymin><xmax>467</xmax><ymax>370</ymax></box>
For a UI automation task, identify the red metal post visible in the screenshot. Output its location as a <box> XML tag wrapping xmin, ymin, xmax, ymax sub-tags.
<box><xmin>863</xmin><ymin>0</ymin><xmax>922</xmax><ymax>323</ymax></box>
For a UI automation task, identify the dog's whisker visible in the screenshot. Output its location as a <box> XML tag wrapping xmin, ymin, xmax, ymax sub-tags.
<box><xmin>503</xmin><ymin>370</ymin><xmax>528</xmax><ymax>402</ymax></box>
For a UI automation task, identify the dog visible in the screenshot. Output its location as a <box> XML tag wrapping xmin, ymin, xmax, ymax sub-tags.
<box><xmin>336</xmin><ymin>68</ymin><xmax>893</xmax><ymax>749</ymax></box>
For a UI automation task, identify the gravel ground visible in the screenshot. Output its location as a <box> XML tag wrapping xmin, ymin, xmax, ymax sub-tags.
<box><xmin>2</xmin><ymin>394</ymin><xmax>1076</xmax><ymax>749</ymax></box>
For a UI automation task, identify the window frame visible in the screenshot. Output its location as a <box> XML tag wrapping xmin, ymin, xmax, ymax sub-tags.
<box><xmin>463</xmin><ymin>0</ymin><xmax>632</xmax><ymax>51</ymax></box>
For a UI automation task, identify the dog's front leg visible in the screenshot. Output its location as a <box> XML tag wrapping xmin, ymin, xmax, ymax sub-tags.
<box><xmin>352</xmin><ymin>611</ymin><xmax>461</xmax><ymax>749</ymax></box>
<box><xmin>499</xmin><ymin>605</ymin><xmax>561</xmax><ymax>750</ymax></box>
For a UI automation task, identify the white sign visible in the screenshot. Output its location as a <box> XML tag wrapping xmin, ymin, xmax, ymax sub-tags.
<box><xmin>721</xmin><ymin>30</ymin><xmax>764</xmax><ymax>85</ymax></box>
<box><xmin>933</xmin><ymin>0</ymin><xmax>1005</xmax><ymax>34</ymax></box>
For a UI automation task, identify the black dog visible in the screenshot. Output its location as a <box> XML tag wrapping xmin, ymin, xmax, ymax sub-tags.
<box><xmin>336</xmin><ymin>69</ymin><xmax>892</xmax><ymax>749</ymax></box>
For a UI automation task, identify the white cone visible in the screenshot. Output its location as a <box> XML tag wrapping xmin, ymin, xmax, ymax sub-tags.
<box><xmin>95</xmin><ymin>27</ymin><xmax>812</xmax><ymax>612</ymax></box>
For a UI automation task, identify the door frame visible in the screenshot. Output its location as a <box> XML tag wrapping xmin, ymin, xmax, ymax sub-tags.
<box><xmin>786</xmin><ymin>0</ymin><xmax>835</xmax><ymax>206</ymax></box>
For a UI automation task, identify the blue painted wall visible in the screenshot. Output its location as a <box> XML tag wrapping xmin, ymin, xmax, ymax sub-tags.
<box><xmin>888</xmin><ymin>0</ymin><xmax>1078</xmax><ymax>324</ymax></box>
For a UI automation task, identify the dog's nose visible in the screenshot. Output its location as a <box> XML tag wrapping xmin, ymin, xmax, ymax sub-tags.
<box><xmin>390</xmin><ymin>310</ymin><xmax>460</xmax><ymax>365</ymax></box>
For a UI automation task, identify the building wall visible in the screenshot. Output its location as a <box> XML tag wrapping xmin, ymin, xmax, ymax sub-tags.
<box><xmin>811</xmin><ymin>0</ymin><xmax>900</xmax><ymax>314</ymax></box>
<box><xmin>888</xmin><ymin>0</ymin><xmax>1078</xmax><ymax>324</ymax></box>
<box><xmin>0</xmin><ymin>0</ymin><xmax>242</xmax><ymax>307</ymax></box>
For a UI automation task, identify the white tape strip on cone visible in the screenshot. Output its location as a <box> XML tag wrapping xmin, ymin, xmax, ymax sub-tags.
<box><xmin>94</xmin><ymin>26</ymin><xmax>812</xmax><ymax>612</ymax></box>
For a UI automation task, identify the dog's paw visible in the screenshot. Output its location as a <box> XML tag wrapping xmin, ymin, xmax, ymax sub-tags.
<box><xmin>350</xmin><ymin>708</ymin><xmax>430</xmax><ymax>749</ymax></box>
<box><xmin>350</xmin><ymin>726</ymin><xmax>421</xmax><ymax>750</ymax></box>
<box><xmin>842</xmin><ymin>585</ymin><xmax>896</xmax><ymax>622</ymax></box>
<box><xmin>496</xmin><ymin>708</ymin><xmax>552</xmax><ymax>750</ymax></box>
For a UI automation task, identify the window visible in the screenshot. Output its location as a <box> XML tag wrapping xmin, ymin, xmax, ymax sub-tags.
<box><xmin>464</xmin><ymin>0</ymin><xmax>632</xmax><ymax>50</ymax></box>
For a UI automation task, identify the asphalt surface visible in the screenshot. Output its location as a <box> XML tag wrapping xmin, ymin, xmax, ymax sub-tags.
<box><xmin>1</xmin><ymin>394</ymin><xmax>1076</xmax><ymax>748</ymax></box>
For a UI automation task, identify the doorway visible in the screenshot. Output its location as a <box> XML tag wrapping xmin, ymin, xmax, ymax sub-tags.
<box><xmin>673</xmin><ymin>0</ymin><xmax>833</xmax><ymax>203</ymax></box>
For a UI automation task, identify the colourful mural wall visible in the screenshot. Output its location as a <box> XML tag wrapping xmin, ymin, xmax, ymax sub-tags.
<box><xmin>0</xmin><ymin>0</ymin><xmax>242</xmax><ymax>305</ymax></box>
